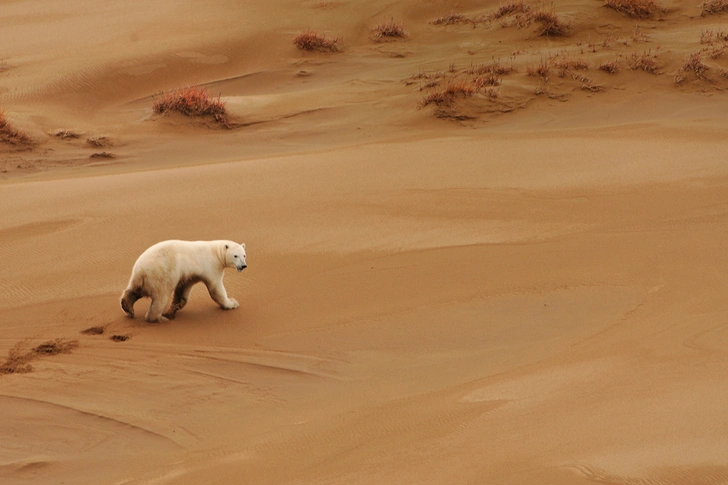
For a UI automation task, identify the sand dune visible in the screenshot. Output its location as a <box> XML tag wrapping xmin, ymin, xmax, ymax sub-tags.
<box><xmin>2</xmin><ymin>0</ymin><xmax>728</xmax><ymax>484</ymax></box>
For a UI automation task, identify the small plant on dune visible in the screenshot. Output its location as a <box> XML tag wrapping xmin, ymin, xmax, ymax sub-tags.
<box><xmin>700</xmin><ymin>0</ymin><xmax>728</xmax><ymax>15</ymax></box>
<box><xmin>432</xmin><ymin>13</ymin><xmax>470</xmax><ymax>25</ymax></box>
<box><xmin>719</xmin><ymin>68</ymin><xmax>728</xmax><ymax>78</ymax></box>
<box><xmin>604</xmin><ymin>0</ymin><xmax>659</xmax><ymax>19</ymax></box>
<box><xmin>531</xmin><ymin>8</ymin><xmax>569</xmax><ymax>36</ymax></box>
<box><xmin>153</xmin><ymin>86</ymin><xmax>228</xmax><ymax>125</ymax></box>
<box><xmin>294</xmin><ymin>30</ymin><xmax>341</xmax><ymax>52</ymax></box>
<box><xmin>491</xmin><ymin>0</ymin><xmax>531</xmax><ymax>19</ymax></box>
<box><xmin>372</xmin><ymin>18</ymin><xmax>407</xmax><ymax>40</ymax></box>
<box><xmin>420</xmin><ymin>80</ymin><xmax>478</xmax><ymax>108</ymax></box>
<box><xmin>473</xmin><ymin>73</ymin><xmax>502</xmax><ymax>87</ymax></box>
<box><xmin>0</xmin><ymin>111</ymin><xmax>31</xmax><ymax>146</ymax></box>
<box><xmin>627</xmin><ymin>49</ymin><xmax>660</xmax><ymax>73</ymax></box>
<box><xmin>466</xmin><ymin>61</ymin><xmax>517</xmax><ymax>76</ymax></box>
<box><xmin>675</xmin><ymin>52</ymin><xmax>710</xmax><ymax>83</ymax></box>
<box><xmin>599</xmin><ymin>60</ymin><xmax>620</xmax><ymax>73</ymax></box>
<box><xmin>526</xmin><ymin>59</ymin><xmax>551</xmax><ymax>80</ymax></box>
<box><xmin>551</xmin><ymin>54</ymin><xmax>589</xmax><ymax>77</ymax></box>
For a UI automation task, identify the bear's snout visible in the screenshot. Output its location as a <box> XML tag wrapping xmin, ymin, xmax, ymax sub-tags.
<box><xmin>237</xmin><ymin>264</ymin><xmax>247</xmax><ymax>272</ymax></box>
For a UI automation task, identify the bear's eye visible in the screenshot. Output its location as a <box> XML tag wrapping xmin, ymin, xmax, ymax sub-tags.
<box><xmin>234</xmin><ymin>255</ymin><xmax>238</xmax><ymax>258</ymax></box>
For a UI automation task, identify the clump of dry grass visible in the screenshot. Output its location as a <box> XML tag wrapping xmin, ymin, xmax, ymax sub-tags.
<box><xmin>473</xmin><ymin>73</ymin><xmax>502</xmax><ymax>87</ymax></box>
<box><xmin>420</xmin><ymin>80</ymin><xmax>478</xmax><ymax>108</ymax></box>
<box><xmin>153</xmin><ymin>86</ymin><xmax>228</xmax><ymax>125</ymax></box>
<box><xmin>532</xmin><ymin>9</ymin><xmax>569</xmax><ymax>36</ymax></box>
<box><xmin>466</xmin><ymin>61</ymin><xmax>517</xmax><ymax>76</ymax></box>
<box><xmin>604</xmin><ymin>0</ymin><xmax>658</xmax><ymax>19</ymax></box>
<box><xmin>491</xmin><ymin>0</ymin><xmax>531</xmax><ymax>19</ymax></box>
<box><xmin>700</xmin><ymin>0</ymin><xmax>728</xmax><ymax>15</ymax></box>
<box><xmin>0</xmin><ymin>339</ymin><xmax>79</xmax><ymax>375</ymax></box>
<box><xmin>675</xmin><ymin>52</ymin><xmax>710</xmax><ymax>83</ymax></box>
<box><xmin>294</xmin><ymin>30</ymin><xmax>341</xmax><ymax>52</ymax></box>
<box><xmin>53</xmin><ymin>129</ymin><xmax>81</xmax><ymax>139</ymax></box>
<box><xmin>0</xmin><ymin>111</ymin><xmax>32</xmax><ymax>146</ymax></box>
<box><xmin>431</xmin><ymin>13</ymin><xmax>470</xmax><ymax>25</ymax></box>
<box><xmin>627</xmin><ymin>49</ymin><xmax>660</xmax><ymax>73</ymax></box>
<box><xmin>526</xmin><ymin>59</ymin><xmax>551</xmax><ymax>80</ymax></box>
<box><xmin>551</xmin><ymin>54</ymin><xmax>589</xmax><ymax>77</ymax></box>
<box><xmin>372</xmin><ymin>18</ymin><xmax>407</xmax><ymax>40</ymax></box>
<box><xmin>599</xmin><ymin>60</ymin><xmax>620</xmax><ymax>73</ymax></box>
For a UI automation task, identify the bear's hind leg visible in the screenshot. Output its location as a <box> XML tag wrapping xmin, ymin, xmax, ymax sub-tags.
<box><xmin>145</xmin><ymin>290</ymin><xmax>172</xmax><ymax>323</ymax></box>
<box><xmin>120</xmin><ymin>287</ymin><xmax>144</xmax><ymax>318</ymax></box>
<box><xmin>163</xmin><ymin>279</ymin><xmax>197</xmax><ymax>320</ymax></box>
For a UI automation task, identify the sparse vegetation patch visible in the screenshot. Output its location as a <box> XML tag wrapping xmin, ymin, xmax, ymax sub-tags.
<box><xmin>700</xmin><ymin>0</ymin><xmax>728</xmax><ymax>16</ymax></box>
<box><xmin>605</xmin><ymin>0</ymin><xmax>659</xmax><ymax>19</ymax></box>
<box><xmin>153</xmin><ymin>86</ymin><xmax>228</xmax><ymax>126</ymax></box>
<box><xmin>627</xmin><ymin>49</ymin><xmax>661</xmax><ymax>73</ymax></box>
<box><xmin>0</xmin><ymin>111</ymin><xmax>32</xmax><ymax>146</ymax></box>
<box><xmin>372</xmin><ymin>19</ymin><xmax>407</xmax><ymax>40</ymax></box>
<box><xmin>294</xmin><ymin>30</ymin><xmax>341</xmax><ymax>52</ymax></box>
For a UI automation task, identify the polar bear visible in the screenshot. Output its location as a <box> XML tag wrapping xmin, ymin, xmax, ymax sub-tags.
<box><xmin>120</xmin><ymin>240</ymin><xmax>247</xmax><ymax>323</ymax></box>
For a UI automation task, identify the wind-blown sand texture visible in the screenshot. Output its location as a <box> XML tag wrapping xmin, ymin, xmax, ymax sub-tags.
<box><xmin>1</xmin><ymin>1</ymin><xmax>728</xmax><ymax>484</ymax></box>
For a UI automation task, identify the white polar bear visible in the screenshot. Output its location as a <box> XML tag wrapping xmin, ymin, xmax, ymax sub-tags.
<box><xmin>120</xmin><ymin>240</ymin><xmax>247</xmax><ymax>323</ymax></box>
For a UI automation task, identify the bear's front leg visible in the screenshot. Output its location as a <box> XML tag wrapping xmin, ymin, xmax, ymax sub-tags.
<box><xmin>206</xmin><ymin>277</ymin><xmax>239</xmax><ymax>310</ymax></box>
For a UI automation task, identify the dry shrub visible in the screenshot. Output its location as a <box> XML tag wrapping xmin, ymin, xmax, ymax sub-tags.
<box><xmin>294</xmin><ymin>30</ymin><xmax>341</xmax><ymax>52</ymax></box>
<box><xmin>701</xmin><ymin>0</ymin><xmax>728</xmax><ymax>15</ymax></box>
<box><xmin>432</xmin><ymin>13</ymin><xmax>470</xmax><ymax>25</ymax></box>
<box><xmin>53</xmin><ymin>129</ymin><xmax>81</xmax><ymax>139</ymax></box>
<box><xmin>466</xmin><ymin>61</ymin><xmax>516</xmax><ymax>76</ymax></box>
<box><xmin>532</xmin><ymin>9</ymin><xmax>568</xmax><ymax>36</ymax></box>
<box><xmin>473</xmin><ymin>73</ymin><xmax>502</xmax><ymax>87</ymax></box>
<box><xmin>420</xmin><ymin>80</ymin><xmax>477</xmax><ymax>108</ymax></box>
<box><xmin>491</xmin><ymin>1</ymin><xmax>531</xmax><ymax>19</ymax></box>
<box><xmin>0</xmin><ymin>111</ymin><xmax>32</xmax><ymax>146</ymax></box>
<box><xmin>599</xmin><ymin>60</ymin><xmax>620</xmax><ymax>73</ymax></box>
<box><xmin>675</xmin><ymin>52</ymin><xmax>710</xmax><ymax>84</ymax></box>
<box><xmin>551</xmin><ymin>55</ymin><xmax>589</xmax><ymax>76</ymax></box>
<box><xmin>706</xmin><ymin>43</ymin><xmax>726</xmax><ymax>59</ymax></box>
<box><xmin>605</xmin><ymin>0</ymin><xmax>658</xmax><ymax>19</ymax></box>
<box><xmin>627</xmin><ymin>50</ymin><xmax>660</xmax><ymax>73</ymax></box>
<box><xmin>372</xmin><ymin>18</ymin><xmax>407</xmax><ymax>40</ymax></box>
<box><xmin>526</xmin><ymin>59</ymin><xmax>551</xmax><ymax>79</ymax></box>
<box><xmin>153</xmin><ymin>86</ymin><xmax>228</xmax><ymax>125</ymax></box>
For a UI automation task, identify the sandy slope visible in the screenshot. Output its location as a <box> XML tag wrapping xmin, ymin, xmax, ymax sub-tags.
<box><xmin>2</xmin><ymin>1</ymin><xmax>728</xmax><ymax>484</ymax></box>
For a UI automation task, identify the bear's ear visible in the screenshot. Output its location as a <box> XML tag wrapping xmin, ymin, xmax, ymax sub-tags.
<box><xmin>225</xmin><ymin>244</ymin><xmax>229</xmax><ymax>249</ymax></box>
<box><xmin>242</xmin><ymin>243</ymin><xmax>246</xmax><ymax>249</ymax></box>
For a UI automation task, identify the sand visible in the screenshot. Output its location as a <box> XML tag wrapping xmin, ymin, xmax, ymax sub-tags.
<box><xmin>2</xmin><ymin>0</ymin><xmax>728</xmax><ymax>483</ymax></box>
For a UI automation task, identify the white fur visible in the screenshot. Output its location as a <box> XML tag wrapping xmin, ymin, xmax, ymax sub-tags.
<box><xmin>120</xmin><ymin>240</ymin><xmax>247</xmax><ymax>322</ymax></box>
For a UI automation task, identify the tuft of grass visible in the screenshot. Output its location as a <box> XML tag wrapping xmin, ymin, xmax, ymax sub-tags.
<box><xmin>53</xmin><ymin>129</ymin><xmax>81</xmax><ymax>139</ymax></box>
<box><xmin>153</xmin><ymin>86</ymin><xmax>228</xmax><ymax>125</ymax></box>
<box><xmin>491</xmin><ymin>1</ymin><xmax>531</xmax><ymax>19</ymax></box>
<box><xmin>532</xmin><ymin>9</ymin><xmax>568</xmax><ymax>36</ymax></box>
<box><xmin>627</xmin><ymin>49</ymin><xmax>660</xmax><ymax>73</ymax></box>
<box><xmin>604</xmin><ymin>0</ymin><xmax>658</xmax><ymax>19</ymax></box>
<box><xmin>0</xmin><ymin>111</ymin><xmax>32</xmax><ymax>146</ymax></box>
<box><xmin>700</xmin><ymin>0</ymin><xmax>728</xmax><ymax>15</ymax></box>
<box><xmin>432</xmin><ymin>13</ymin><xmax>471</xmax><ymax>25</ymax></box>
<box><xmin>526</xmin><ymin>59</ymin><xmax>551</xmax><ymax>80</ymax></box>
<box><xmin>466</xmin><ymin>61</ymin><xmax>516</xmax><ymax>76</ymax></box>
<box><xmin>293</xmin><ymin>30</ymin><xmax>341</xmax><ymax>52</ymax></box>
<box><xmin>675</xmin><ymin>52</ymin><xmax>710</xmax><ymax>84</ymax></box>
<box><xmin>372</xmin><ymin>18</ymin><xmax>407</xmax><ymax>40</ymax></box>
<box><xmin>599</xmin><ymin>60</ymin><xmax>620</xmax><ymax>73</ymax></box>
<box><xmin>551</xmin><ymin>54</ymin><xmax>589</xmax><ymax>76</ymax></box>
<box><xmin>473</xmin><ymin>73</ymin><xmax>502</xmax><ymax>87</ymax></box>
<box><xmin>420</xmin><ymin>80</ymin><xmax>478</xmax><ymax>108</ymax></box>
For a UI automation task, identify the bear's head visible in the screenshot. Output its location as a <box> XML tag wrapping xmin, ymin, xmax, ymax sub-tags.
<box><xmin>224</xmin><ymin>242</ymin><xmax>247</xmax><ymax>272</ymax></box>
